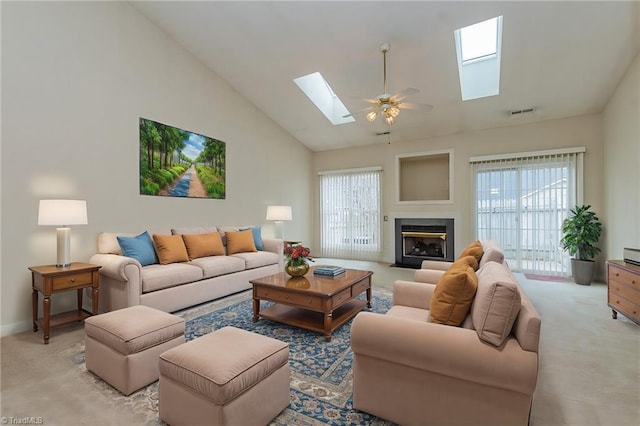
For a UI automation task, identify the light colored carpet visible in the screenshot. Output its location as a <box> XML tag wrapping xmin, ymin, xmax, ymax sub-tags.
<box><xmin>1</xmin><ymin>259</ymin><xmax>638</xmax><ymax>425</ymax></box>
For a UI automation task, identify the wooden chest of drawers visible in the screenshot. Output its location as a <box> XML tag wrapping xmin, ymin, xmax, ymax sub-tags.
<box><xmin>607</xmin><ymin>260</ymin><xmax>640</xmax><ymax>325</ymax></box>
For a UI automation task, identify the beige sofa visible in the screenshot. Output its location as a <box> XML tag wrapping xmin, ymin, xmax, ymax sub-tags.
<box><xmin>89</xmin><ymin>226</ymin><xmax>283</xmax><ymax>313</ymax></box>
<box><xmin>350</xmin><ymin>242</ymin><xmax>541</xmax><ymax>425</ymax></box>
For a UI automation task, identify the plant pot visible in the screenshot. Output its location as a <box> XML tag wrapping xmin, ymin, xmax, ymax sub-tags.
<box><xmin>571</xmin><ymin>259</ymin><xmax>595</xmax><ymax>285</ymax></box>
<box><xmin>285</xmin><ymin>262</ymin><xmax>309</xmax><ymax>277</ymax></box>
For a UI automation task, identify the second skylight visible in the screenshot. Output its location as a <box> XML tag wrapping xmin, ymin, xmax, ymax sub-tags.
<box><xmin>294</xmin><ymin>72</ymin><xmax>354</xmax><ymax>125</ymax></box>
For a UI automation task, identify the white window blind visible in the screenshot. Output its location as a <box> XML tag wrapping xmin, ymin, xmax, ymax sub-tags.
<box><xmin>471</xmin><ymin>149</ymin><xmax>583</xmax><ymax>276</ymax></box>
<box><xmin>319</xmin><ymin>168</ymin><xmax>382</xmax><ymax>260</ymax></box>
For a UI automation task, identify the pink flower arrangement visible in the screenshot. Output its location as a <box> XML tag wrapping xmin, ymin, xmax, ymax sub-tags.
<box><xmin>284</xmin><ymin>243</ymin><xmax>313</xmax><ymax>267</ymax></box>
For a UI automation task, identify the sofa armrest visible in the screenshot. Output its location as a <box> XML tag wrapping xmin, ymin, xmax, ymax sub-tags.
<box><xmin>262</xmin><ymin>238</ymin><xmax>284</xmax><ymax>270</ymax></box>
<box><xmin>90</xmin><ymin>253</ymin><xmax>141</xmax><ymax>282</ymax></box>
<box><xmin>420</xmin><ymin>260</ymin><xmax>453</xmax><ymax>271</ymax></box>
<box><xmin>414</xmin><ymin>269</ymin><xmax>445</xmax><ymax>284</ymax></box>
<box><xmin>393</xmin><ymin>280</ymin><xmax>435</xmax><ymax>309</ymax></box>
<box><xmin>350</xmin><ymin>312</ymin><xmax>538</xmax><ymax>395</ymax></box>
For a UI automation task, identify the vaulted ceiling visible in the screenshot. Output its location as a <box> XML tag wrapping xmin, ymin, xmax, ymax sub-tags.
<box><xmin>132</xmin><ymin>1</ymin><xmax>639</xmax><ymax>152</ymax></box>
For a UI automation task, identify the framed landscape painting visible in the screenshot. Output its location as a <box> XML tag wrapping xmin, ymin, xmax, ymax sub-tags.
<box><xmin>139</xmin><ymin>118</ymin><xmax>226</xmax><ymax>199</ymax></box>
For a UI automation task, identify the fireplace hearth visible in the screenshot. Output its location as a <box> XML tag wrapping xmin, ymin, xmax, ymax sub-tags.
<box><xmin>395</xmin><ymin>218</ymin><xmax>454</xmax><ymax>268</ymax></box>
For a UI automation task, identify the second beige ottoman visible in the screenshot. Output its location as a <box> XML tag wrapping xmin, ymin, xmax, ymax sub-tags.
<box><xmin>85</xmin><ymin>305</ymin><xmax>185</xmax><ymax>395</ymax></box>
<box><xmin>159</xmin><ymin>326</ymin><xmax>290</xmax><ymax>426</ymax></box>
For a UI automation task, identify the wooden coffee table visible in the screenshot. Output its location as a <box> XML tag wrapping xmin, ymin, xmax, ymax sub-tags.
<box><xmin>250</xmin><ymin>266</ymin><xmax>373</xmax><ymax>341</ymax></box>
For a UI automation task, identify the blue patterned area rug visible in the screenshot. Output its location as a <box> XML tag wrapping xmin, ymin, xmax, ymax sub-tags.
<box><xmin>73</xmin><ymin>289</ymin><xmax>395</xmax><ymax>425</ymax></box>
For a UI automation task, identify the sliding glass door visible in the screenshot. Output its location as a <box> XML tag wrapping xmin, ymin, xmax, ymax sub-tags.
<box><xmin>473</xmin><ymin>151</ymin><xmax>581</xmax><ymax>275</ymax></box>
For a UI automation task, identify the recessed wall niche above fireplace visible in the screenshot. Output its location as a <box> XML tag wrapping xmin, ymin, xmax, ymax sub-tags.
<box><xmin>394</xmin><ymin>218</ymin><xmax>455</xmax><ymax>268</ymax></box>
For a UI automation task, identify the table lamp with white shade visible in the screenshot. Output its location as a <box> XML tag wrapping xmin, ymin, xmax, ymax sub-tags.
<box><xmin>38</xmin><ymin>199</ymin><xmax>88</xmax><ymax>268</ymax></box>
<box><xmin>266</xmin><ymin>205</ymin><xmax>292</xmax><ymax>240</ymax></box>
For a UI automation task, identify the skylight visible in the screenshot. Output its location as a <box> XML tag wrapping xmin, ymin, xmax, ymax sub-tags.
<box><xmin>454</xmin><ymin>16</ymin><xmax>503</xmax><ymax>101</ymax></box>
<box><xmin>293</xmin><ymin>72</ymin><xmax>355</xmax><ymax>125</ymax></box>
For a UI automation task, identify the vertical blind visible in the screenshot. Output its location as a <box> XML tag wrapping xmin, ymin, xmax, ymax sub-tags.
<box><xmin>319</xmin><ymin>167</ymin><xmax>382</xmax><ymax>260</ymax></box>
<box><xmin>471</xmin><ymin>149</ymin><xmax>583</xmax><ymax>275</ymax></box>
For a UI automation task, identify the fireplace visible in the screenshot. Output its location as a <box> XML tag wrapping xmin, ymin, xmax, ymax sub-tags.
<box><xmin>395</xmin><ymin>218</ymin><xmax>454</xmax><ymax>268</ymax></box>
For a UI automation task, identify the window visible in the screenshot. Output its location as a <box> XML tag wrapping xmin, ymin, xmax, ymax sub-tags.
<box><xmin>293</xmin><ymin>72</ymin><xmax>354</xmax><ymax>125</ymax></box>
<box><xmin>454</xmin><ymin>16</ymin><xmax>503</xmax><ymax>101</ymax></box>
<box><xmin>471</xmin><ymin>148</ymin><xmax>585</xmax><ymax>276</ymax></box>
<box><xmin>319</xmin><ymin>167</ymin><xmax>382</xmax><ymax>260</ymax></box>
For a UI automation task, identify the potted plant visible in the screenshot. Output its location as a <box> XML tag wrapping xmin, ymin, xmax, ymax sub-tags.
<box><xmin>560</xmin><ymin>204</ymin><xmax>603</xmax><ymax>285</ymax></box>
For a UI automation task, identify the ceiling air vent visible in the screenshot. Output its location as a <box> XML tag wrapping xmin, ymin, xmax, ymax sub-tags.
<box><xmin>509</xmin><ymin>107</ymin><xmax>536</xmax><ymax>116</ymax></box>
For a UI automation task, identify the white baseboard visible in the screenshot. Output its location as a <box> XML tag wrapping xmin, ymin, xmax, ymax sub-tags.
<box><xmin>1</xmin><ymin>320</ymin><xmax>32</xmax><ymax>337</ymax></box>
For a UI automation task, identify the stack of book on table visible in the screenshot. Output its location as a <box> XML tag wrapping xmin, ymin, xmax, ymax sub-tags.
<box><xmin>313</xmin><ymin>265</ymin><xmax>345</xmax><ymax>276</ymax></box>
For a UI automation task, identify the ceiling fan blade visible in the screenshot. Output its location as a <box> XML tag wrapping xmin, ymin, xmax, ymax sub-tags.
<box><xmin>399</xmin><ymin>102</ymin><xmax>434</xmax><ymax>111</ymax></box>
<box><xmin>391</xmin><ymin>87</ymin><xmax>420</xmax><ymax>101</ymax></box>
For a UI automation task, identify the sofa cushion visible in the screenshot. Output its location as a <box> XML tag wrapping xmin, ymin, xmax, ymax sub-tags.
<box><xmin>240</xmin><ymin>226</ymin><xmax>264</xmax><ymax>251</ymax></box>
<box><xmin>181</xmin><ymin>232</ymin><xmax>224</xmax><ymax>259</ymax></box>
<box><xmin>117</xmin><ymin>231</ymin><xmax>158</xmax><ymax>266</ymax></box>
<box><xmin>429</xmin><ymin>260</ymin><xmax>478</xmax><ymax>326</ymax></box>
<box><xmin>472</xmin><ymin>262</ymin><xmax>521</xmax><ymax>346</ymax></box>
<box><xmin>171</xmin><ymin>226</ymin><xmax>217</xmax><ymax>236</ymax></box>
<box><xmin>141</xmin><ymin>263</ymin><xmax>204</xmax><ymax>293</ymax></box>
<box><xmin>226</xmin><ymin>230</ymin><xmax>257</xmax><ymax>254</ymax></box>
<box><xmin>458</xmin><ymin>240</ymin><xmax>484</xmax><ymax>267</ymax></box>
<box><xmin>189</xmin><ymin>256</ymin><xmax>246</xmax><ymax>279</ymax></box>
<box><xmin>153</xmin><ymin>234</ymin><xmax>190</xmax><ymax>265</ymax></box>
<box><xmin>229</xmin><ymin>251</ymin><xmax>280</xmax><ymax>270</ymax></box>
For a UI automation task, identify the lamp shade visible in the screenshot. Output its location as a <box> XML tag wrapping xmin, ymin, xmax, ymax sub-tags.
<box><xmin>266</xmin><ymin>205</ymin><xmax>292</xmax><ymax>221</ymax></box>
<box><xmin>38</xmin><ymin>200</ymin><xmax>88</xmax><ymax>226</ymax></box>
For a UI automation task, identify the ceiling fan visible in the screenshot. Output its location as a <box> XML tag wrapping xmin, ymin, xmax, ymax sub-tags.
<box><xmin>345</xmin><ymin>42</ymin><xmax>433</xmax><ymax>125</ymax></box>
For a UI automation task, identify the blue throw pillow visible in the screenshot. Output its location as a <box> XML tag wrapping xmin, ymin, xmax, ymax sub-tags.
<box><xmin>117</xmin><ymin>231</ymin><xmax>158</xmax><ymax>266</ymax></box>
<box><xmin>241</xmin><ymin>226</ymin><xmax>264</xmax><ymax>251</ymax></box>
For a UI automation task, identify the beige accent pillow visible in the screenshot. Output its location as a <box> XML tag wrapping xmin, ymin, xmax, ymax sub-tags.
<box><xmin>429</xmin><ymin>260</ymin><xmax>478</xmax><ymax>326</ymax></box>
<box><xmin>472</xmin><ymin>262</ymin><xmax>521</xmax><ymax>346</ymax></box>
<box><xmin>458</xmin><ymin>241</ymin><xmax>484</xmax><ymax>267</ymax></box>
<box><xmin>181</xmin><ymin>232</ymin><xmax>224</xmax><ymax>259</ymax></box>
<box><xmin>479</xmin><ymin>246</ymin><xmax>505</xmax><ymax>268</ymax></box>
<box><xmin>225</xmin><ymin>230</ymin><xmax>257</xmax><ymax>254</ymax></box>
<box><xmin>152</xmin><ymin>234</ymin><xmax>189</xmax><ymax>265</ymax></box>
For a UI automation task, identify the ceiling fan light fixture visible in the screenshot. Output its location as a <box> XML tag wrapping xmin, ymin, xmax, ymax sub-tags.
<box><xmin>385</xmin><ymin>115</ymin><xmax>395</xmax><ymax>125</ymax></box>
<box><xmin>366</xmin><ymin>110</ymin><xmax>378</xmax><ymax>122</ymax></box>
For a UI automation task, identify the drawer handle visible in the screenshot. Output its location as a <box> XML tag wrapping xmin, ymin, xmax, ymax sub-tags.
<box><xmin>70</xmin><ymin>278</ymin><xmax>76</xmax><ymax>283</ymax></box>
<box><xmin>615</xmin><ymin>273</ymin><xmax>620</xmax><ymax>277</ymax></box>
<box><xmin>308</xmin><ymin>300</ymin><xmax>313</xmax><ymax>305</ymax></box>
<box><xmin>616</xmin><ymin>301</ymin><xmax>620</xmax><ymax>304</ymax></box>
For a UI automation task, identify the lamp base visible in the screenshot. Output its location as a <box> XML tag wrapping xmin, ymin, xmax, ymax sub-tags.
<box><xmin>56</xmin><ymin>227</ymin><xmax>71</xmax><ymax>268</ymax></box>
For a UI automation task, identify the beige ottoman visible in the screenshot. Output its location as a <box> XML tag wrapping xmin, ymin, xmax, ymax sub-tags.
<box><xmin>159</xmin><ymin>326</ymin><xmax>290</xmax><ymax>426</ymax></box>
<box><xmin>85</xmin><ymin>305</ymin><xmax>185</xmax><ymax>396</ymax></box>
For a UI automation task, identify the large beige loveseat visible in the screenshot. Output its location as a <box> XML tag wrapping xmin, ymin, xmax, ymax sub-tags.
<box><xmin>89</xmin><ymin>226</ymin><xmax>283</xmax><ymax>313</ymax></box>
<box><xmin>350</xmin><ymin>242</ymin><xmax>541</xmax><ymax>425</ymax></box>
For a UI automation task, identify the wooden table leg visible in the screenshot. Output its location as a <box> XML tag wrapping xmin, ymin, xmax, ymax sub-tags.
<box><xmin>32</xmin><ymin>289</ymin><xmax>38</xmax><ymax>332</ymax></box>
<box><xmin>324</xmin><ymin>312</ymin><xmax>332</xmax><ymax>342</ymax></box>
<box><xmin>43</xmin><ymin>296</ymin><xmax>51</xmax><ymax>344</ymax></box>
<box><xmin>77</xmin><ymin>288</ymin><xmax>83</xmax><ymax>312</ymax></box>
<box><xmin>92</xmin><ymin>286</ymin><xmax>99</xmax><ymax>315</ymax></box>
<box><xmin>253</xmin><ymin>298</ymin><xmax>260</xmax><ymax>322</ymax></box>
<box><xmin>366</xmin><ymin>287</ymin><xmax>372</xmax><ymax>308</ymax></box>
<box><xmin>612</xmin><ymin>309</ymin><xmax>618</xmax><ymax>319</ymax></box>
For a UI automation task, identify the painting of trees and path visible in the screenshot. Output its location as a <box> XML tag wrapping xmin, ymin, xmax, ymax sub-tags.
<box><xmin>139</xmin><ymin>118</ymin><xmax>226</xmax><ymax>199</ymax></box>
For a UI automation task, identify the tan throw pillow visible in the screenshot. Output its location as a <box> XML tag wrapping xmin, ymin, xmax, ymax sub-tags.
<box><xmin>457</xmin><ymin>255</ymin><xmax>479</xmax><ymax>271</ymax></box>
<box><xmin>458</xmin><ymin>241</ymin><xmax>484</xmax><ymax>267</ymax></box>
<box><xmin>181</xmin><ymin>232</ymin><xmax>224</xmax><ymax>259</ymax></box>
<box><xmin>472</xmin><ymin>262</ymin><xmax>521</xmax><ymax>346</ymax></box>
<box><xmin>429</xmin><ymin>260</ymin><xmax>478</xmax><ymax>326</ymax></box>
<box><xmin>225</xmin><ymin>229</ymin><xmax>257</xmax><ymax>254</ymax></box>
<box><xmin>153</xmin><ymin>234</ymin><xmax>189</xmax><ymax>265</ymax></box>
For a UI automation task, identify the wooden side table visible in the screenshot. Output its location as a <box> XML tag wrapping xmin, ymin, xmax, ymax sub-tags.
<box><xmin>29</xmin><ymin>262</ymin><xmax>101</xmax><ymax>344</ymax></box>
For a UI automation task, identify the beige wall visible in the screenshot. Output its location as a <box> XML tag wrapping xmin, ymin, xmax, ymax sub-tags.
<box><xmin>0</xmin><ymin>2</ymin><xmax>312</xmax><ymax>334</ymax></box>
<box><xmin>603</xmin><ymin>52</ymin><xmax>640</xmax><ymax>260</ymax></box>
<box><xmin>313</xmin><ymin>114</ymin><xmax>604</xmax><ymax>268</ymax></box>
